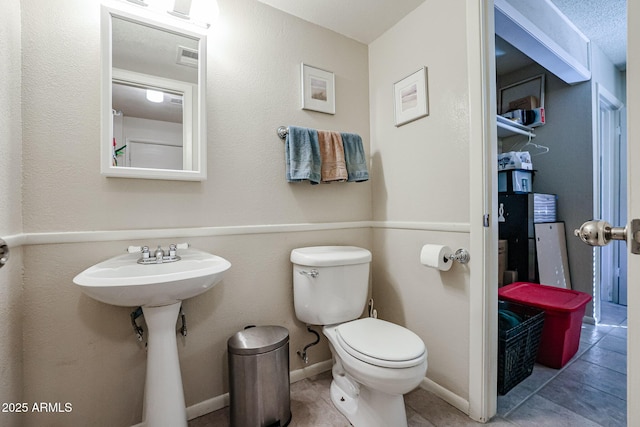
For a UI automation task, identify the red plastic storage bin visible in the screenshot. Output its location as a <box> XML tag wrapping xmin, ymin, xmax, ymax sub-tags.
<box><xmin>498</xmin><ymin>282</ymin><xmax>592</xmax><ymax>368</ymax></box>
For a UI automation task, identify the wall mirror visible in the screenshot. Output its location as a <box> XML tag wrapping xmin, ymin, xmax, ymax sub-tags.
<box><xmin>101</xmin><ymin>2</ymin><xmax>207</xmax><ymax>180</ymax></box>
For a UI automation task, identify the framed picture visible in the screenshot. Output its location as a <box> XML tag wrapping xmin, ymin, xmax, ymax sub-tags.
<box><xmin>394</xmin><ymin>67</ymin><xmax>429</xmax><ymax>127</ymax></box>
<box><xmin>301</xmin><ymin>63</ymin><xmax>335</xmax><ymax>115</ymax></box>
<box><xmin>499</xmin><ymin>74</ymin><xmax>545</xmax><ymax>114</ymax></box>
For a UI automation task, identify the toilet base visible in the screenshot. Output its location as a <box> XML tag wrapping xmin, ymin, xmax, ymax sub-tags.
<box><xmin>330</xmin><ymin>379</ymin><xmax>408</xmax><ymax>427</ymax></box>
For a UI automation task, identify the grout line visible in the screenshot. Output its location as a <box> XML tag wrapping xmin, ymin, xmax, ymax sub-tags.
<box><xmin>571</xmin><ymin>358</ymin><xmax>628</xmax><ymax>401</ymax></box>
<box><xmin>503</xmin><ymin>306</ymin><xmax>628</xmax><ymax>422</ymax></box>
<box><xmin>501</xmin><ymin>339</ymin><xmax>598</xmax><ymax>418</ymax></box>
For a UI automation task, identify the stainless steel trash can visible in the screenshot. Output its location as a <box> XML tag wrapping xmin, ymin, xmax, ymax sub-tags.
<box><xmin>228</xmin><ymin>325</ymin><xmax>291</xmax><ymax>427</ymax></box>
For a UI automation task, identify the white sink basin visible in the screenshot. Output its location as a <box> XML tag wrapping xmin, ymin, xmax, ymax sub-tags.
<box><xmin>73</xmin><ymin>247</ymin><xmax>231</xmax><ymax>426</ymax></box>
<box><xmin>73</xmin><ymin>248</ymin><xmax>231</xmax><ymax>307</ymax></box>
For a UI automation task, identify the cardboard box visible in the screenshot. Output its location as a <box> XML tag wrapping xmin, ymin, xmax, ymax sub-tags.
<box><xmin>498</xmin><ymin>240</ymin><xmax>508</xmax><ymax>287</ymax></box>
<box><xmin>508</xmin><ymin>96</ymin><xmax>538</xmax><ymax>112</ymax></box>
<box><xmin>504</xmin><ymin>270</ymin><xmax>518</xmax><ymax>286</ymax></box>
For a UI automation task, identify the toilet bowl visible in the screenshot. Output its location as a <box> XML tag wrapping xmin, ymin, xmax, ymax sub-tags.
<box><xmin>291</xmin><ymin>246</ymin><xmax>428</xmax><ymax>427</ymax></box>
<box><xmin>324</xmin><ymin>318</ymin><xmax>427</xmax><ymax>427</ymax></box>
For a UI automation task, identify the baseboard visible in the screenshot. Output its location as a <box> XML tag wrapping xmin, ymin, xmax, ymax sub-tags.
<box><xmin>131</xmin><ymin>359</ymin><xmax>333</xmax><ymax>426</ymax></box>
<box><xmin>289</xmin><ymin>359</ymin><xmax>333</xmax><ymax>383</ymax></box>
<box><xmin>186</xmin><ymin>393</ymin><xmax>230</xmax><ymax>421</ymax></box>
<box><xmin>419</xmin><ymin>377</ymin><xmax>470</xmax><ymax>415</ymax></box>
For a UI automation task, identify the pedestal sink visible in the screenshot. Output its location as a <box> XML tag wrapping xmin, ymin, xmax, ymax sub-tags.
<box><xmin>73</xmin><ymin>247</ymin><xmax>231</xmax><ymax>427</ymax></box>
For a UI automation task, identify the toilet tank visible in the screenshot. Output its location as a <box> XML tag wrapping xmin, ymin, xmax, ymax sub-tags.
<box><xmin>291</xmin><ymin>246</ymin><xmax>372</xmax><ymax>325</ymax></box>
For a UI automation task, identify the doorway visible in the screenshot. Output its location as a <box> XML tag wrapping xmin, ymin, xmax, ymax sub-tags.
<box><xmin>491</xmin><ymin>5</ymin><xmax>628</xmax><ymax>425</ymax></box>
<box><xmin>596</xmin><ymin>85</ymin><xmax>627</xmax><ymax>313</ymax></box>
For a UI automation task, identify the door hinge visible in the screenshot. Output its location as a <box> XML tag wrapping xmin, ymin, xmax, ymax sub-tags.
<box><xmin>483</xmin><ymin>214</ymin><xmax>490</xmax><ymax>227</ymax></box>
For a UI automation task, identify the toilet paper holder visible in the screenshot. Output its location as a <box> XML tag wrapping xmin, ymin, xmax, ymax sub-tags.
<box><xmin>447</xmin><ymin>248</ymin><xmax>470</xmax><ymax>264</ymax></box>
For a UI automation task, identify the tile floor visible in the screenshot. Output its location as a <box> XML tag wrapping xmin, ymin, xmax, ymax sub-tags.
<box><xmin>495</xmin><ymin>301</ymin><xmax>627</xmax><ymax>427</ymax></box>
<box><xmin>190</xmin><ymin>302</ymin><xmax>627</xmax><ymax>426</ymax></box>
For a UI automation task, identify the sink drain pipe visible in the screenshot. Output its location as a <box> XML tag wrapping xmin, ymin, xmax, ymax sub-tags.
<box><xmin>179</xmin><ymin>305</ymin><xmax>187</xmax><ymax>337</ymax></box>
<box><xmin>130</xmin><ymin>304</ymin><xmax>188</xmax><ymax>342</ymax></box>
<box><xmin>130</xmin><ymin>307</ymin><xmax>144</xmax><ymax>342</ymax></box>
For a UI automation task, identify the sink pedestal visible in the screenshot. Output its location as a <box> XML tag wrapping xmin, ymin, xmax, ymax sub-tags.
<box><xmin>72</xmin><ymin>248</ymin><xmax>231</xmax><ymax>426</ymax></box>
<box><xmin>142</xmin><ymin>302</ymin><xmax>187</xmax><ymax>427</ymax></box>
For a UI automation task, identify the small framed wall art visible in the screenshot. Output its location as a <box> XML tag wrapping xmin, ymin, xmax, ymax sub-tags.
<box><xmin>498</xmin><ymin>74</ymin><xmax>545</xmax><ymax>115</ymax></box>
<box><xmin>301</xmin><ymin>63</ymin><xmax>335</xmax><ymax>115</ymax></box>
<box><xmin>394</xmin><ymin>66</ymin><xmax>429</xmax><ymax>127</ymax></box>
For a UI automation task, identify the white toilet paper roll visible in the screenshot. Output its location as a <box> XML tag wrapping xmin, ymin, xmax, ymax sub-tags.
<box><xmin>420</xmin><ymin>244</ymin><xmax>453</xmax><ymax>271</ymax></box>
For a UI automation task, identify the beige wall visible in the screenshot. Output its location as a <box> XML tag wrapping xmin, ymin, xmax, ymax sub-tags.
<box><xmin>22</xmin><ymin>0</ymin><xmax>371</xmax><ymax>233</ymax></box>
<box><xmin>0</xmin><ymin>0</ymin><xmax>24</xmax><ymax>426</ymax></box>
<box><xmin>369</xmin><ymin>0</ymin><xmax>473</xmax><ymax>400</ymax></box>
<box><xmin>18</xmin><ymin>0</ymin><xmax>371</xmax><ymax>425</ymax></box>
<box><xmin>6</xmin><ymin>0</ymin><xmax>486</xmax><ymax>424</ymax></box>
<box><xmin>22</xmin><ymin>230</ymin><xmax>370</xmax><ymax>426</ymax></box>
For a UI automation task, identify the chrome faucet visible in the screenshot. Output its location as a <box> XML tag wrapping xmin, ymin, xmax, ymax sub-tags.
<box><xmin>154</xmin><ymin>246</ymin><xmax>165</xmax><ymax>263</ymax></box>
<box><xmin>127</xmin><ymin>243</ymin><xmax>189</xmax><ymax>265</ymax></box>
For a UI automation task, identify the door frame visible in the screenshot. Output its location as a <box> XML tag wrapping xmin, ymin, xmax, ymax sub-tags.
<box><xmin>467</xmin><ymin>0</ymin><xmax>498</xmax><ymax>421</ymax></box>
<box><xmin>595</xmin><ymin>84</ymin><xmax>625</xmax><ymax>316</ymax></box>
<box><xmin>474</xmin><ymin>1</ymin><xmax>639</xmax><ymax>422</ymax></box>
<box><xmin>626</xmin><ymin>1</ymin><xmax>639</xmax><ymax>420</ymax></box>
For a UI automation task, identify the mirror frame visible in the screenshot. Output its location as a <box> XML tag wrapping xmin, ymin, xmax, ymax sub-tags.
<box><xmin>100</xmin><ymin>1</ymin><xmax>207</xmax><ymax>181</ymax></box>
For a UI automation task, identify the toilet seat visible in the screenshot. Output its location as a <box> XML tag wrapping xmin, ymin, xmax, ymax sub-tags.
<box><xmin>336</xmin><ymin>318</ymin><xmax>426</xmax><ymax>369</ymax></box>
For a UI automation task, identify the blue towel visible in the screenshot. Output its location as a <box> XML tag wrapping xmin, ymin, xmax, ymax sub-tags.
<box><xmin>340</xmin><ymin>132</ymin><xmax>369</xmax><ymax>182</ymax></box>
<box><xmin>286</xmin><ymin>126</ymin><xmax>321</xmax><ymax>184</ymax></box>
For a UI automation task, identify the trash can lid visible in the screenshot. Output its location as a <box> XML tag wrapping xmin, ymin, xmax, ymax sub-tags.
<box><xmin>228</xmin><ymin>325</ymin><xmax>289</xmax><ymax>355</ymax></box>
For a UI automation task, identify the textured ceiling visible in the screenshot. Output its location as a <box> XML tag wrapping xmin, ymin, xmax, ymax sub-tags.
<box><xmin>256</xmin><ymin>0</ymin><xmax>627</xmax><ymax>70</ymax></box>
<box><xmin>549</xmin><ymin>0</ymin><xmax>626</xmax><ymax>70</ymax></box>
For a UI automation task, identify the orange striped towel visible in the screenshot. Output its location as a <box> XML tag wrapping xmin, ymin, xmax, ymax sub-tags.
<box><xmin>317</xmin><ymin>130</ymin><xmax>348</xmax><ymax>182</ymax></box>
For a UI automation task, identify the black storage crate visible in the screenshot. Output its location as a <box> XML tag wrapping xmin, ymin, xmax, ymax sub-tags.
<box><xmin>498</xmin><ymin>300</ymin><xmax>545</xmax><ymax>395</ymax></box>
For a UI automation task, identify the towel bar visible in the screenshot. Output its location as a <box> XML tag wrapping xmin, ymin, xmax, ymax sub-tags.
<box><xmin>277</xmin><ymin>126</ymin><xmax>289</xmax><ymax>140</ymax></box>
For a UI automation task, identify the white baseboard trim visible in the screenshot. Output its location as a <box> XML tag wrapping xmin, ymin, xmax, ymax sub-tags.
<box><xmin>289</xmin><ymin>359</ymin><xmax>333</xmax><ymax>383</ymax></box>
<box><xmin>419</xmin><ymin>377</ymin><xmax>470</xmax><ymax>415</ymax></box>
<box><xmin>131</xmin><ymin>360</ymin><xmax>333</xmax><ymax>426</ymax></box>
<box><xmin>186</xmin><ymin>392</ymin><xmax>230</xmax><ymax>421</ymax></box>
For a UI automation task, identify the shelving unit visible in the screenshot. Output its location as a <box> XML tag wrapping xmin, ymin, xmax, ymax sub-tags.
<box><xmin>497</xmin><ymin>115</ymin><xmax>536</xmax><ymax>139</ymax></box>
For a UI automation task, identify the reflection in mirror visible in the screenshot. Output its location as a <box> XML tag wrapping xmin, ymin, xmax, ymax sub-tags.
<box><xmin>112</xmin><ymin>82</ymin><xmax>184</xmax><ymax>169</ymax></box>
<box><xmin>101</xmin><ymin>3</ymin><xmax>207</xmax><ymax>180</ymax></box>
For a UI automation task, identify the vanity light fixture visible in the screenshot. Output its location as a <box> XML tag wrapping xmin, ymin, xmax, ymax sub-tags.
<box><xmin>125</xmin><ymin>0</ymin><xmax>218</xmax><ymax>28</ymax></box>
<box><xmin>167</xmin><ymin>0</ymin><xmax>191</xmax><ymax>19</ymax></box>
<box><xmin>146</xmin><ymin>89</ymin><xmax>164</xmax><ymax>103</ymax></box>
<box><xmin>126</xmin><ymin>0</ymin><xmax>173</xmax><ymax>9</ymax></box>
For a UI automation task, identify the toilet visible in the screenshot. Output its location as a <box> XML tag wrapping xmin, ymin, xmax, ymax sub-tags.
<box><xmin>291</xmin><ymin>246</ymin><xmax>427</xmax><ymax>427</ymax></box>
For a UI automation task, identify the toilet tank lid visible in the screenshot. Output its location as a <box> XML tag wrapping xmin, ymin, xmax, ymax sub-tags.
<box><xmin>291</xmin><ymin>246</ymin><xmax>372</xmax><ymax>267</ymax></box>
